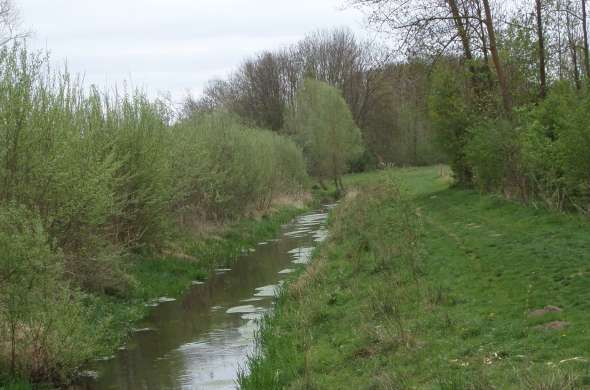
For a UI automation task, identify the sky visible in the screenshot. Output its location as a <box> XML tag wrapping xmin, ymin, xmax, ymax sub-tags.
<box><xmin>18</xmin><ymin>0</ymin><xmax>368</xmax><ymax>104</ymax></box>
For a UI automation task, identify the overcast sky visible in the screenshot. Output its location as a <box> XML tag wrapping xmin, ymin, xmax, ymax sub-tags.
<box><xmin>18</xmin><ymin>0</ymin><xmax>368</xmax><ymax>104</ymax></box>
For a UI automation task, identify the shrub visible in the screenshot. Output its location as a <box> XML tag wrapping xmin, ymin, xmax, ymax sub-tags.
<box><xmin>0</xmin><ymin>204</ymin><xmax>108</xmax><ymax>383</ymax></box>
<box><xmin>465</xmin><ymin>119</ymin><xmax>525</xmax><ymax>197</ymax></box>
<box><xmin>429</xmin><ymin>63</ymin><xmax>473</xmax><ymax>185</ymax></box>
<box><xmin>518</xmin><ymin>83</ymin><xmax>590</xmax><ymax>212</ymax></box>
<box><xmin>172</xmin><ymin>112</ymin><xmax>308</xmax><ymax>220</ymax></box>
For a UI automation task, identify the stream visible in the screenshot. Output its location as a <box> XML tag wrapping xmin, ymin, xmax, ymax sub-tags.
<box><xmin>75</xmin><ymin>207</ymin><xmax>331</xmax><ymax>390</ymax></box>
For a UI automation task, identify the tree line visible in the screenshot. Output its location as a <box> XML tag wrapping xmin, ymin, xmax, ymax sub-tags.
<box><xmin>349</xmin><ymin>0</ymin><xmax>590</xmax><ymax>213</ymax></box>
<box><xmin>183</xmin><ymin>29</ymin><xmax>446</xmax><ymax>168</ymax></box>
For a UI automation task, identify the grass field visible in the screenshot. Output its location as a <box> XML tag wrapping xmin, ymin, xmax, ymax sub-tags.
<box><xmin>240</xmin><ymin>166</ymin><xmax>590</xmax><ymax>389</ymax></box>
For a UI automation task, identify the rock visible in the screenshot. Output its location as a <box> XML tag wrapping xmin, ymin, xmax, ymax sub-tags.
<box><xmin>535</xmin><ymin>321</ymin><xmax>570</xmax><ymax>331</ymax></box>
<box><xmin>528</xmin><ymin>305</ymin><xmax>563</xmax><ymax>317</ymax></box>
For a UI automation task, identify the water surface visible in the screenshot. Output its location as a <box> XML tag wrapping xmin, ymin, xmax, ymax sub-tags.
<box><xmin>77</xmin><ymin>208</ymin><xmax>330</xmax><ymax>390</ymax></box>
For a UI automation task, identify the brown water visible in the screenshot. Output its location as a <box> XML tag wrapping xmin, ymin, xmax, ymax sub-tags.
<box><xmin>75</xmin><ymin>208</ymin><xmax>330</xmax><ymax>390</ymax></box>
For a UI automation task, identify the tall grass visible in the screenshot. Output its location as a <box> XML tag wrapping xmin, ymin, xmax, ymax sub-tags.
<box><xmin>0</xmin><ymin>44</ymin><xmax>308</xmax><ymax>384</ymax></box>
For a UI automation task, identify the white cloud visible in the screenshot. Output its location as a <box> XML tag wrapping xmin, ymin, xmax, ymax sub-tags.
<box><xmin>18</xmin><ymin>0</ymin><xmax>368</xmax><ymax>103</ymax></box>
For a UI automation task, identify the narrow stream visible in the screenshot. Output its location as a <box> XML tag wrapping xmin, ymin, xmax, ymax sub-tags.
<box><xmin>76</xmin><ymin>207</ymin><xmax>331</xmax><ymax>390</ymax></box>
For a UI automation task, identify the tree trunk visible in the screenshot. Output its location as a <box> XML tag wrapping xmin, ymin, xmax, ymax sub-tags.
<box><xmin>476</xmin><ymin>1</ymin><xmax>490</xmax><ymax>64</ymax></box>
<box><xmin>583</xmin><ymin>0</ymin><xmax>590</xmax><ymax>78</ymax></box>
<box><xmin>536</xmin><ymin>0</ymin><xmax>547</xmax><ymax>98</ymax></box>
<box><xmin>447</xmin><ymin>0</ymin><xmax>474</xmax><ymax>61</ymax></box>
<box><xmin>338</xmin><ymin>176</ymin><xmax>344</xmax><ymax>192</ymax></box>
<box><xmin>571</xmin><ymin>41</ymin><xmax>582</xmax><ymax>89</ymax></box>
<box><xmin>567</xmin><ymin>8</ymin><xmax>582</xmax><ymax>89</ymax></box>
<box><xmin>482</xmin><ymin>0</ymin><xmax>513</xmax><ymax>114</ymax></box>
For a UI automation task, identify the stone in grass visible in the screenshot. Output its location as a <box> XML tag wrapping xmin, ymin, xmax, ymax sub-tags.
<box><xmin>535</xmin><ymin>321</ymin><xmax>570</xmax><ymax>331</ymax></box>
<box><xmin>528</xmin><ymin>305</ymin><xmax>563</xmax><ymax>318</ymax></box>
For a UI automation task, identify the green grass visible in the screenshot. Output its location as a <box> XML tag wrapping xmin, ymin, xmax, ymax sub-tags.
<box><xmin>129</xmin><ymin>206</ymin><xmax>305</xmax><ymax>301</ymax></box>
<box><xmin>240</xmin><ymin>166</ymin><xmax>590</xmax><ymax>389</ymax></box>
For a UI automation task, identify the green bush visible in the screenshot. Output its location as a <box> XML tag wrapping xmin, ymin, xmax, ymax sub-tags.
<box><xmin>465</xmin><ymin>119</ymin><xmax>524</xmax><ymax>196</ymax></box>
<box><xmin>0</xmin><ymin>44</ymin><xmax>308</xmax><ymax>294</ymax></box>
<box><xmin>0</xmin><ymin>204</ymin><xmax>108</xmax><ymax>384</ymax></box>
<box><xmin>518</xmin><ymin>83</ymin><xmax>590</xmax><ymax>211</ymax></box>
<box><xmin>461</xmin><ymin>82</ymin><xmax>590</xmax><ymax>212</ymax></box>
<box><xmin>172</xmin><ymin>112</ymin><xmax>308</xmax><ymax>220</ymax></box>
<box><xmin>428</xmin><ymin>63</ymin><xmax>473</xmax><ymax>185</ymax></box>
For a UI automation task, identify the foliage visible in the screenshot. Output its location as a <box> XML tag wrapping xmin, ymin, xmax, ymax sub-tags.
<box><xmin>173</xmin><ymin>112</ymin><xmax>308</xmax><ymax>220</ymax></box>
<box><xmin>465</xmin><ymin>119</ymin><xmax>523</xmax><ymax>195</ymax></box>
<box><xmin>462</xmin><ymin>82</ymin><xmax>590</xmax><ymax>213</ymax></box>
<box><xmin>189</xmin><ymin>29</ymin><xmax>446</xmax><ymax>167</ymax></box>
<box><xmin>0</xmin><ymin>204</ymin><xmax>109</xmax><ymax>384</ymax></box>
<box><xmin>519</xmin><ymin>84</ymin><xmax>590</xmax><ymax>212</ymax></box>
<box><xmin>429</xmin><ymin>63</ymin><xmax>473</xmax><ymax>185</ymax></box>
<box><xmin>288</xmin><ymin>79</ymin><xmax>363</xmax><ymax>190</ymax></box>
<box><xmin>0</xmin><ymin>44</ymin><xmax>309</xmax><ymax>385</ymax></box>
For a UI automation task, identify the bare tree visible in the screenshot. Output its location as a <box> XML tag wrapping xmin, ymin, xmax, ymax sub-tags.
<box><xmin>536</xmin><ymin>0</ymin><xmax>547</xmax><ymax>98</ymax></box>
<box><xmin>0</xmin><ymin>1</ymin><xmax>26</xmax><ymax>46</ymax></box>
<box><xmin>583</xmin><ymin>0</ymin><xmax>590</xmax><ymax>77</ymax></box>
<box><xmin>349</xmin><ymin>0</ymin><xmax>474</xmax><ymax>59</ymax></box>
<box><xmin>481</xmin><ymin>0</ymin><xmax>513</xmax><ymax>113</ymax></box>
<box><xmin>565</xmin><ymin>1</ymin><xmax>582</xmax><ymax>88</ymax></box>
<box><xmin>448</xmin><ymin>0</ymin><xmax>474</xmax><ymax>61</ymax></box>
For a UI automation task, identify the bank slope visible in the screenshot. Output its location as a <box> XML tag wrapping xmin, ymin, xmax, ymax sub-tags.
<box><xmin>241</xmin><ymin>166</ymin><xmax>590</xmax><ymax>389</ymax></box>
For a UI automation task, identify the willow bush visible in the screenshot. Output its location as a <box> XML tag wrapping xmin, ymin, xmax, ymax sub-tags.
<box><xmin>0</xmin><ymin>204</ymin><xmax>108</xmax><ymax>384</ymax></box>
<box><xmin>287</xmin><ymin>79</ymin><xmax>363</xmax><ymax>191</ymax></box>
<box><xmin>0</xmin><ymin>44</ymin><xmax>308</xmax><ymax>383</ymax></box>
<box><xmin>172</xmin><ymin>112</ymin><xmax>308</xmax><ymax>220</ymax></box>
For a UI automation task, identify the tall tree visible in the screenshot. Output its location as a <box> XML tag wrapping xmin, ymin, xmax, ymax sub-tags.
<box><xmin>536</xmin><ymin>0</ymin><xmax>547</xmax><ymax>98</ymax></box>
<box><xmin>448</xmin><ymin>0</ymin><xmax>474</xmax><ymax>61</ymax></box>
<box><xmin>481</xmin><ymin>0</ymin><xmax>513</xmax><ymax>113</ymax></box>
<box><xmin>583</xmin><ymin>0</ymin><xmax>590</xmax><ymax>77</ymax></box>
<box><xmin>0</xmin><ymin>1</ymin><xmax>25</xmax><ymax>46</ymax></box>
<box><xmin>288</xmin><ymin>79</ymin><xmax>363</xmax><ymax>190</ymax></box>
<box><xmin>565</xmin><ymin>2</ymin><xmax>582</xmax><ymax>89</ymax></box>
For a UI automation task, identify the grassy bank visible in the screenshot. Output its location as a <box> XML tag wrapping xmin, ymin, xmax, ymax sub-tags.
<box><xmin>241</xmin><ymin>166</ymin><xmax>590</xmax><ymax>389</ymax></box>
<box><xmin>99</xmin><ymin>205</ymin><xmax>309</xmax><ymax>347</ymax></box>
<box><xmin>0</xmin><ymin>205</ymin><xmax>306</xmax><ymax>390</ymax></box>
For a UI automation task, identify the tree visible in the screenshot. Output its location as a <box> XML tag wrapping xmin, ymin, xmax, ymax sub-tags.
<box><xmin>536</xmin><ymin>0</ymin><xmax>548</xmax><ymax>98</ymax></box>
<box><xmin>289</xmin><ymin>79</ymin><xmax>363</xmax><ymax>191</ymax></box>
<box><xmin>583</xmin><ymin>0</ymin><xmax>590</xmax><ymax>78</ymax></box>
<box><xmin>0</xmin><ymin>1</ymin><xmax>26</xmax><ymax>46</ymax></box>
<box><xmin>481</xmin><ymin>0</ymin><xmax>513</xmax><ymax>114</ymax></box>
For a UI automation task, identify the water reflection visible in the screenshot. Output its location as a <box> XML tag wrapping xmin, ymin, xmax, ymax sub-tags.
<box><xmin>76</xmin><ymin>208</ymin><xmax>330</xmax><ymax>390</ymax></box>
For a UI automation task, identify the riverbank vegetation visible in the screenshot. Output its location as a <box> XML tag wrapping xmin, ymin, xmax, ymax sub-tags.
<box><xmin>0</xmin><ymin>44</ymin><xmax>309</xmax><ymax>387</ymax></box>
<box><xmin>242</xmin><ymin>167</ymin><xmax>590</xmax><ymax>388</ymax></box>
<box><xmin>3</xmin><ymin>0</ymin><xmax>590</xmax><ymax>387</ymax></box>
<box><xmin>289</xmin><ymin>79</ymin><xmax>363</xmax><ymax>192</ymax></box>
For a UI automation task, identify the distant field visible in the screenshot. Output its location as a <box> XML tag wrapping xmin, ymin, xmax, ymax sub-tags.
<box><xmin>241</xmin><ymin>166</ymin><xmax>590</xmax><ymax>389</ymax></box>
